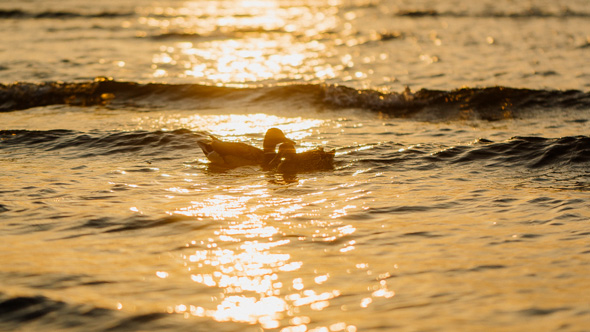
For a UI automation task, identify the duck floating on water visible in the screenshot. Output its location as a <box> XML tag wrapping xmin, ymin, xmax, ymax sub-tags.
<box><xmin>270</xmin><ymin>141</ymin><xmax>335</xmax><ymax>174</ymax></box>
<box><xmin>197</xmin><ymin>128</ymin><xmax>294</xmax><ymax>168</ymax></box>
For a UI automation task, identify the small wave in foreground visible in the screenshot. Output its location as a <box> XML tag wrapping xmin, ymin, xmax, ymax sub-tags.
<box><xmin>2</xmin><ymin>128</ymin><xmax>589</xmax><ymax>171</ymax></box>
<box><xmin>0</xmin><ymin>129</ymin><xmax>204</xmax><ymax>159</ymax></box>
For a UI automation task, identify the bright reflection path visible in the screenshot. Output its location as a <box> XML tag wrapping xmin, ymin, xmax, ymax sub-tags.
<box><xmin>186</xmin><ymin>114</ymin><xmax>324</xmax><ymax>140</ymax></box>
<box><xmin>142</xmin><ymin>0</ymin><xmax>341</xmax><ymax>85</ymax></box>
<box><xmin>133</xmin><ymin>113</ymin><xmax>324</xmax><ymax>141</ymax></box>
<box><xmin>182</xmin><ymin>37</ymin><xmax>328</xmax><ymax>83</ymax></box>
<box><xmin>172</xmin><ymin>189</ymin><xmax>363</xmax><ymax>331</ymax></box>
<box><xmin>155</xmin><ymin>113</ymin><xmax>373</xmax><ymax>331</ymax></box>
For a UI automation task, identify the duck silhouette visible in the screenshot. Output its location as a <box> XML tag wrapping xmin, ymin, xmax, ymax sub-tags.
<box><xmin>197</xmin><ymin>128</ymin><xmax>294</xmax><ymax>168</ymax></box>
<box><xmin>270</xmin><ymin>141</ymin><xmax>335</xmax><ymax>174</ymax></box>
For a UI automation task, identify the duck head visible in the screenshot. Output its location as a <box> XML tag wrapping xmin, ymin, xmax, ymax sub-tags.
<box><xmin>277</xmin><ymin>141</ymin><xmax>297</xmax><ymax>157</ymax></box>
<box><xmin>263</xmin><ymin>128</ymin><xmax>295</xmax><ymax>153</ymax></box>
<box><xmin>269</xmin><ymin>141</ymin><xmax>297</xmax><ymax>168</ymax></box>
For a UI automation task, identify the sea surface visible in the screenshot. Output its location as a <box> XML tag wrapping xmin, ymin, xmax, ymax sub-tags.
<box><xmin>1</xmin><ymin>0</ymin><xmax>590</xmax><ymax>331</ymax></box>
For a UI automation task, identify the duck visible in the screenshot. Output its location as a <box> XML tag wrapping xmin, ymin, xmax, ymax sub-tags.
<box><xmin>269</xmin><ymin>141</ymin><xmax>335</xmax><ymax>174</ymax></box>
<box><xmin>197</xmin><ymin>128</ymin><xmax>294</xmax><ymax>168</ymax></box>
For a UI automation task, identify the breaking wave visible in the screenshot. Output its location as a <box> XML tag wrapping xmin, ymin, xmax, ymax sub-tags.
<box><xmin>4</xmin><ymin>7</ymin><xmax>588</xmax><ymax>20</ymax></box>
<box><xmin>1</xmin><ymin>79</ymin><xmax>589</xmax><ymax>121</ymax></box>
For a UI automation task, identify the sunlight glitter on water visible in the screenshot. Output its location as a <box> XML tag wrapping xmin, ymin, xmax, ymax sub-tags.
<box><xmin>144</xmin><ymin>0</ymin><xmax>342</xmax><ymax>84</ymax></box>
<box><xmin>185</xmin><ymin>114</ymin><xmax>325</xmax><ymax>139</ymax></box>
<box><xmin>182</xmin><ymin>37</ymin><xmax>331</xmax><ymax>83</ymax></box>
<box><xmin>159</xmin><ymin>110</ymin><xmax>356</xmax><ymax>331</ymax></box>
<box><xmin>134</xmin><ymin>113</ymin><xmax>326</xmax><ymax>142</ymax></box>
<box><xmin>165</xmin><ymin>176</ymin><xmax>364</xmax><ymax>331</ymax></box>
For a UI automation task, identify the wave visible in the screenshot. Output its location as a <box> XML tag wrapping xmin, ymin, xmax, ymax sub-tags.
<box><xmin>0</xmin><ymin>292</ymin><xmax>217</xmax><ymax>331</ymax></box>
<box><xmin>394</xmin><ymin>7</ymin><xmax>590</xmax><ymax>18</ymax></box>
<box><xmin>354</xmin><ymin>136</ymin><xmax>590</xmax><ymax>170</ymax></box>
<box><xmin>0</xmin><ymin>9</ymin><xmax>134</xmax><ymax>19</ymax></box>
<box><xmin>324</xmin><ymin>85</ymin><xmax>590</xmax><ymax>120</ymax></box>
<box><xmin>143</xmin><ymin>26</ymin><xmax>297</xmax><ymax>41</ymax></box>
<box><xmin>0</xmin><ymin>129</ymin><xmax>204</xmax><ymax>158</ymax></box>
<box><xmin>430</xmin><ymin>136</ymin><xmax>590</xmax><ymax>168</ymax></box>
<box><xmin>3</xmin><ymin>6</ymin><xmax>589</xmax><ymax>21</ymax></box>
<box><xmin>2</xmin><ymin>78</ymin><xmax>590</xmax><ymax>120</ymax></box>
<box><xmin>2</xmin><ymin>129</ymin><xmax>589</xmax><ymax>174</ymax></box>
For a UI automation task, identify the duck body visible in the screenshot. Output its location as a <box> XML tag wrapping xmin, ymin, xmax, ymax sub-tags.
<box><xmin>271</xmin><ymin>142</ymin><xmax>335</xmax><ymax>174</ymax></box>
<box><xmin>198</xmin><ymin>136</ymin><xmax>264</xmax><ymax>168</ymax></box>
<box><xmin>197</xmin><ymin>128</ymin><xmax>294</xmax><ymax>168</ymax></box>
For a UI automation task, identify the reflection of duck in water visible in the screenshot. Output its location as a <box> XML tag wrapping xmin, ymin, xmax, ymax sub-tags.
<box><xmin>270</xmin><ymin>141</ymin><xmax>335</xmax><ymax>174</ymax></box>
<box><xmin>197</xmin><ymin>128</ymin><xmax>294</xmax><ymax>168</ymax></box>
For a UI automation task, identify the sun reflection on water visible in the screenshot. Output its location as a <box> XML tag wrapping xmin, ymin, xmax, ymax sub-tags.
<box><xmin>141</xmin><ymin>98</ymin><xmax>369</xmax><ymax>330</ymax></box>
<box><xmin>137</xmin><ymin>113</ymin><xmax>324</xmax><ymax>141</ymax></box>
<box><xmin>175</xmin><ymin>193</ymin><xmax>295</xmax><ymax>328</ymax></box>
<box><xmin>182</xmin><ymin>37</ymin><xmax>328</xmax><ymax>83</ymax></box>
<box><xmin>190</xmin><ymin>114</ymin><xmax>324</xmax><ymax>139</ymax></box>
<box><xmin>166</xmin><ymin>181</ymin><xmax>364</xmax><ymax>331</ymax></box>
<box><xmin>175</xmin><ymin>195</ymin><xmax>251</xmax><ymax>220</ymax></box>
<box><xmin>142</xmin><ymin>0</ymin><xmax>341</xmax><ymax>84</ymax></box>
<box><xmin>135</xmin><ymin>111</ymin><xmax>386</xmax><ymax>331</ymax></box>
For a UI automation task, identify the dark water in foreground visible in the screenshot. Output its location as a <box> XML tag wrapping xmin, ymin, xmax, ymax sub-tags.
<box><xmin>1</xmin><ymin>0</ymin><xmax>590</xmax><ymax>331</ymax></box>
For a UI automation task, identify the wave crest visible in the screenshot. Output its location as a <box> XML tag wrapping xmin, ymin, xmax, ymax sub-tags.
<box><xmin>1</xmin><ymin>78</ymin><xmax>590</xmax><ymax>121</ymax></box>
<box><xmin>0</xmin><ymin>129</ymin><xmax>204</xmax><ymax>158</ymax></box>
<box><xmin>429</xmin><ymin>136</ymin><xmax>590</xmax><ymax>168</ymax></box>
<box><xmin>395</xmin><ymin>7</ymin><xmax>590</xmax><ymax>18</ymax></box>
<box><xmin>0</xmin><ymin>9</ymin><xmax>133</xmax><ymax>19</ymax></box>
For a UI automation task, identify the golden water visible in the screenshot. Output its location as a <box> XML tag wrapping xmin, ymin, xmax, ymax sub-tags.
<box><xmin>2</xmin><ymin>109</ymin><xmax>589</xmax><ymax>331</ymax></box>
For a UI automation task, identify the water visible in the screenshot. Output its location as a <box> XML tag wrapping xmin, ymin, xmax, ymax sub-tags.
<box><xmin>1</xmin><ymin>0</ymin><xmax>590</xmax><ymax>331</ymax></box>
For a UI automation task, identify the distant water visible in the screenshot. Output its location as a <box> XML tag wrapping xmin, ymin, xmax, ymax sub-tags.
<box><xmin>1</xmin><ymin>0</ymin><xmax>590</xmax><ymax>331</ymax></box>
